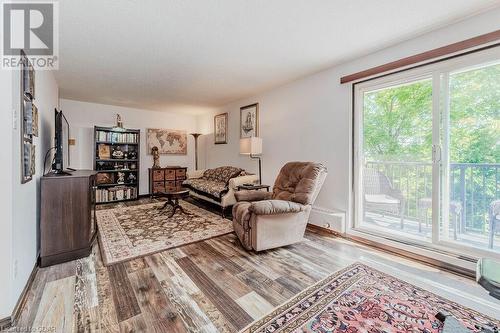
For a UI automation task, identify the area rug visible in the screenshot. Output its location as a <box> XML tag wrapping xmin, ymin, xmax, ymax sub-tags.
<box><xmin>96</xmin><ymin>201</ymin><xmax>233</xmax><ymax>266</ymax></box>
<box><xmin>241</xmin><ymin>263</ymin><xmax>500</xmax><ymax>333</ymax></box>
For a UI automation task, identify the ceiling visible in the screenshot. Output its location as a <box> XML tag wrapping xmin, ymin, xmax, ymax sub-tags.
<box><xmin>56</xmin><ymin>0</ymin><xmax>500</xmax><ymax>114</ymax></box>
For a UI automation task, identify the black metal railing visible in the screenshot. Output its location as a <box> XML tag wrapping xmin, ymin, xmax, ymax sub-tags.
<box><xmin>365</xmin><ymin>161</ymin><xmax>499</xmax><ymax>235</ymax></box>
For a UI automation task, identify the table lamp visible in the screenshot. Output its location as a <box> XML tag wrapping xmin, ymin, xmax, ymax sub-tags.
<box><xmin>240</xmin><ymin>137</ymin><xmax>263</xmax><ymax>184</ymax></box>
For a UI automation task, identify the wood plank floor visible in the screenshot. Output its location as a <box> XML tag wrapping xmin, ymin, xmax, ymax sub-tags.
<box><xmin>11</xmin><ymin>198</ymin><xmax>500</xmax><ymax>332</ymax></box>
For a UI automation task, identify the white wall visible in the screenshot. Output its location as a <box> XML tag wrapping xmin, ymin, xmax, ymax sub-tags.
<box><xmin>60</xmin><ymin>99</ymin><xmax>204</xmax><ymax>195</ymax></box>
<box><xmin>198</xmin><ymin>8</ymin><xmax>500</xmax><ymax>223</ymax></box>
<box><xmin>0</xmin><ymin>66</ymin><xmax>59</xmax><ymax>318</ymax></box>
<box><xmin>0</xmin><ymin>68</ymin><xmax>14</xmax><ymax>319</ymax></box>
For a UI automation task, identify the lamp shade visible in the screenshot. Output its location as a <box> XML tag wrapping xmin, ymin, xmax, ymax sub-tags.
<box><xmin>240</xmin><ymin>137</ymin><xmax>262</xmax><ymax>155</ymax></box>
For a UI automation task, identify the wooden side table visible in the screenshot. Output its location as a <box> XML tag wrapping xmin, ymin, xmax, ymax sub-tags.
<box><xmin>157</xmin><ymin>189</ymin><xmax>191</xmax><ymax>218</ymax></box>
<box><xmin>236</xmin><ymin>184</ymin><xmax>270</xmax><ymax>192</ymax></box>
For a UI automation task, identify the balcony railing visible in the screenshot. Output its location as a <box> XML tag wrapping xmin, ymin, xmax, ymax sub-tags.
<box><xmin>365</xmin><ymin>161</ymin><xmax>499</xmax><ymax>236</ymax></box>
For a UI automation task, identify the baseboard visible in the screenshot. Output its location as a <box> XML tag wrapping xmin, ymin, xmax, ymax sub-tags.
<box><xmin>307</xmin><ymin>223</ymin><xmax>341</xmax><ymax>236</ymax></box>
<box><xmin>0</xmin><ymin>316</ymin><xmax>12</xmax><ymax>330</ymax></box>
<box><xmin>10</xmin><ymin>262</ymin><xmax>38</xmax><ymax>327</ymax></box>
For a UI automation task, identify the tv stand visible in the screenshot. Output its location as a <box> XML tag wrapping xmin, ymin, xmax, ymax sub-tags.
<box><xmin>40</xmin><ymin>170</ymin><xmax>97</xmax><ymax>266</ymax></box>
<box><xmin>44</xmin><ymin>170</ymin><xmax>73</xmax><ymax>177</ymax></box>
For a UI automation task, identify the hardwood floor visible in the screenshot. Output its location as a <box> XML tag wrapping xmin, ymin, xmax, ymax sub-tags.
<box><xmin>11</xmin><ymin>199</ymin><xmax>500</xmax><ymax>332</ymax></box>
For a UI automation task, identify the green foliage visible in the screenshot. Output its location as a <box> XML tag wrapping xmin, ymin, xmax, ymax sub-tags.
<box><xmin>363</xmin><ymin>63</ymin><xmax>499</xmax><ymax>164</ymax></box>
<box><xmin>363</xmin><ymin>79</ymin><xmax>432</xmax><ymax>161</ymax></box>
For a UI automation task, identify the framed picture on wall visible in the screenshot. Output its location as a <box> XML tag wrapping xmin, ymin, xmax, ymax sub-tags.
<box><xmin>32</xmin><ymin>104</ymin><xmax>39</xmax><ymax>137</ymax></box>
<box><xmin>240</xmin><ymin>103</ymin><xmax>258</xmax><ymax>138</ymax></box>
<box><xmin>214</xmin><ymin>112</ymin><xmax>228</xmax><ymax>144</ymax></box>
<box><xmin>20</xmin><ymin>50</ymin><xmax>35</xmax><ymax>184</ymax></box>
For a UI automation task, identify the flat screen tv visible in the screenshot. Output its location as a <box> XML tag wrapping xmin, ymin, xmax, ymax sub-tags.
<box><xmin>52</xmin><ymin>109</ymin><xmax>71</xmax><ymax>174</ymax></box>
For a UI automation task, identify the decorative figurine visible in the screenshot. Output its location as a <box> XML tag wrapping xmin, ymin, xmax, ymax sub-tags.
<box><xmin>151</xmin><ymin>146</ymin><xmax>160</xmax><ymax>168</ymax></box>
<box><xmin>130</xmin><ymin>162</ymin><xmax>136</xmax><ymax>170</ymax></box>
<box><xmin>128</xmin><ymin>173</ymin><xmax>137</xmax><ymax>183</ymax></box>
<box><xmin>129</xmin><ymin>151</ymin><xmax>137</xmax><ymax>159</ymax></box>
<box><xmin>117</xmin><ymin>172</ymin><xmax>125</xmax><ymax>184</ymax></box>
<box><xmin>112</xmin><ymin>146</ymin><xmax>124</xmax><ymax>159</ymax></box>
<box><xmin>116</xmin><ymin>113</ymin><xmax>123</xmax><ymax>128</ymax></box>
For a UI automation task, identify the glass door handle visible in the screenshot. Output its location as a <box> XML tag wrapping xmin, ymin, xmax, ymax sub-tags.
<box><xmin>432</xmin><ymin>145</ymin><xmax>442</xmax><ymax>163</ymax></box>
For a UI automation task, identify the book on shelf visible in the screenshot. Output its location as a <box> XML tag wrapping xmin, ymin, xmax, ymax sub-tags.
<box><xmin>95</xmin><ymin>186</ymin><xmax>137</xmax><ymax>203</ymax></box>
<box><xmin>95</xmin><ymin>130</ymin><xmax>138</xmax><ymax>143</ymax></box>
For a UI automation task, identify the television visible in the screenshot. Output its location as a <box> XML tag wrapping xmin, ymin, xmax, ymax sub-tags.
<box><xmin>52</xmin><ymin>109</ymin><xmax>71</xmax><ymax>174</ymax></box>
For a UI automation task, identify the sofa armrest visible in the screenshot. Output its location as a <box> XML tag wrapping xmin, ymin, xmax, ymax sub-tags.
<box><xmin>250</xmin><ymin>200</ymin><xmax>306</xmax><ymax>215</ymax></box>
<box><xmin>228</xmin><ymin>174</ymin><xmax>260</xmax><ymax>189</ymax></box>
<box><xmin>187</xmin><ymin>169</ymin><xmax>205</xmax><ymax>179</ymax></box>
<box><xmin>234</xmin><ymin>190</ymin><xmax>272</xmax><ymax>202</ymax></box>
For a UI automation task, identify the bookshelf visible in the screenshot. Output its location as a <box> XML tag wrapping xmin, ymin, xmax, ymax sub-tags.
<box><xmin>93</xmin><ymin>126</ymin><xmax>140</xmax><ymax>204</ymax></box>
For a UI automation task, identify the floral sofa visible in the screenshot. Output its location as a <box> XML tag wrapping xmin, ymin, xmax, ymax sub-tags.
<box><xmin>183</xmin><ymin>166</ymin><xmax>259</xmax><ymax>216</ymax></box>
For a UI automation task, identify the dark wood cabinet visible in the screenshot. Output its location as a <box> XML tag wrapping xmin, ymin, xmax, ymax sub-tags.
<box><xmin>149</xmin><ymin>167</ymin><xmax>187</xmax><ymax>196</ymax></box>
<box><xmin>40</xmin><ymin>170</ymin><xmax>97</xmax><ymax>267</ymax></box>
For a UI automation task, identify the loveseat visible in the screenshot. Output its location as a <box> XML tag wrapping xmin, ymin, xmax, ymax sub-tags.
<box><xmin>183</xmin><ymin>166</ymin><xmax>259</xmax><ymax>217</ymax></box>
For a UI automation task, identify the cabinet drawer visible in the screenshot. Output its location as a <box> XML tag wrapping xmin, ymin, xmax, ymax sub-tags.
<box><xmin>165</xmin><ymin>186</ymin><xmax>177</xmax><ymax>192</ymax></box>
<box><xmin>152</xmin><ymin>170</ymin><xmax>164</xmax><ymax>181</ymax></box>
<box><xmin>165</xmin><ymin>181</ymin><xmax>176</xmax><ymax>187</ymax></box>
<box><xmin>153</xmin><ymin>181</ymin><xmax>165</xmax><ymax>192</ymax></box>
<box><xmin>165</xmin><ymin>169</ymin><xmax>176</xmax><ymax>180</ymax></box>
<box><xmin>176</xmin><ymin>169</ymin><xmax>186</xmax><ymax>179</ymax></box>
<box><xmin>176</xmin><ymin>180</ymin><xmax>185</xmax><ymax>188</ymax></box>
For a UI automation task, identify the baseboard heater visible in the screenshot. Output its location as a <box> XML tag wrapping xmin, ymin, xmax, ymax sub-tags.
<box><xmin>308</xmin><ymin>206</ymin><xmax>346</xmax><ymax>234</ymax></box>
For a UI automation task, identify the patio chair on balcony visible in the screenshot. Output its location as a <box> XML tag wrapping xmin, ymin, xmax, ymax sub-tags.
<box><xmin>363</xmin><ymin>168</ymin><xmax>406</xmax><ymax>228</ymax></box>
<box><xmin>489</xmin><ymin>200</ymin><xmax>500</xmax><ymax>249</ymax></box>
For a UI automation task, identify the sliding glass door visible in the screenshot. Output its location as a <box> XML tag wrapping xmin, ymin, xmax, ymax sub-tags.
<box><xmin>358</xmin><ymin>77</ymin><xmax>434</xmax><ymax>242</ymax></box>
<box><xmin>353</xmin><ymin>47</ymin><xmax>500</xmax><ymax>258</ymax></box>
<box><xmin>441</xmin><ymin>61</ymin><xmax>500</xmax><ymax>252</ymax></box>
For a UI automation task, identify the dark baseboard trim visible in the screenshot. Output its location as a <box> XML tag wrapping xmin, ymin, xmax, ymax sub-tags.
<box><xmin>306</xmin><ymin>224</ymin><xmax>475</xmax><ymax>279</ymax></box>
<box><xmin>0</xmin><ymin>316</ymin><xmax>12</xmax><ymax>330</ymax></box>
<box><xmin>9</xmin><ymin>262</ymin><xmax>38</xmax><ymax>328</ymax></box>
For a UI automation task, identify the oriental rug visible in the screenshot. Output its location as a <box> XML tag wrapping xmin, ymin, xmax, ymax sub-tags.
<box><xmin>241</xmin><ymin>263</ymin><xmax>500</xmax><ymax>333</ymax></box>
<box><xmin>96</xmin><ymin>201</ymin><xmax>232</xmax><ymax>266</ymax></box>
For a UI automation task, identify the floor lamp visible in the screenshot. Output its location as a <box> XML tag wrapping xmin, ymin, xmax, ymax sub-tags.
<box><xmin>190</xmin><ymin>133</ymin><xmax>202</xmax><ymax>170</ymax></box>
<box><xmin>240</xmin><ymin>137</ymin><xmax>263</xmax><ymax>184</ymax></box>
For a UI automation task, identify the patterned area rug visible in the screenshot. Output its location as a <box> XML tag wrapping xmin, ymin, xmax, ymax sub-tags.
<box><xmin>96</xmin><ymin>201</ymin><xmax>233</xmax><ymax>266</ymax></box>
<box><xmin>241</xmin><ymin>263</ymin><xmax>500</xmax><ymax>333</ymax></box>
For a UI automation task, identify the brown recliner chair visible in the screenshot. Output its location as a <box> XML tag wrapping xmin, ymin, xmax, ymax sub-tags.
<box><xmin>232</xmin><ymin>162</ymin><xmax>327</xmax><ymax>251</ymax></box>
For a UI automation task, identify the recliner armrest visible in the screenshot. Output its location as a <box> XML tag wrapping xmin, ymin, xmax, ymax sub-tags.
<box><xmin>250</xmin><ymin>200</ymin><xmax>306</xmax><ymax>215</ymax></box>
<box><xmin>234</xmin><ymin>190</ymin><xmax>272</xmax><ymax>202</ymax></box>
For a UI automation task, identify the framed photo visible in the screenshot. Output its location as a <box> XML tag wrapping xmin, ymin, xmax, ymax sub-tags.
<box><xmin>214</xmin><ymin>113</ymin><xmax>228</xmax><ymax>144</ymax></box>
<box><xmin>30</xmin><ymin>145</ymin><xmax>36</xmax><ymax>176</ymax></box>
<box><xmin>240</xmin><ymin>103</ymin><xmax>259</xmax><ymax>138</ymax></box>
<box><xmin>23</xmin><ymin>97</ymin><xmax>33</xmax><ymax>137</ymax></box>
<box><xmin>32</xmin><ymin>104</ymin><xmax>39</xmax><ymax>137</ymax></box>
<box><xmin>22</xmin><ymin>142</ymin><xmax>33</xmax><ymax>183</ymax></box>
<box><xmin>98</xmin><ymin>144</ymin><xmax>111</xmax><ymax>159</ymax></box>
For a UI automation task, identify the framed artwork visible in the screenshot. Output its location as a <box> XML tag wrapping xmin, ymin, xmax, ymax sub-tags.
<box><xmin>214</xmin><ymin>113</ymin><xmax>228</xmax><ymax>144</ymax></box>
<box><xmin>146</xmin><ymin>128</ymin><xmax>187</xmax><ymax>155</ymax></box>
<box><xmin>32</xmin><ymin>104</ymin><xmax>39</xmax><ymax>137</ymax></box>
<box><xmin>98</xmin><ymin>144</ymin><xmax>111</xmax><ymax>159</ymax></box>
<box><xmin>240</xmin><ymin>103</ymin><xmax>259</xmax><ymax>138</ymax></box>
<box><xmin>20</xmin><ymin>50</ymin><xmax>35</xmax><ymax>183</ymax></box>
<box><xmin>22</xmin><ymin>142</ymin><xmax>33</xmax><ymax>183</ymax></box>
